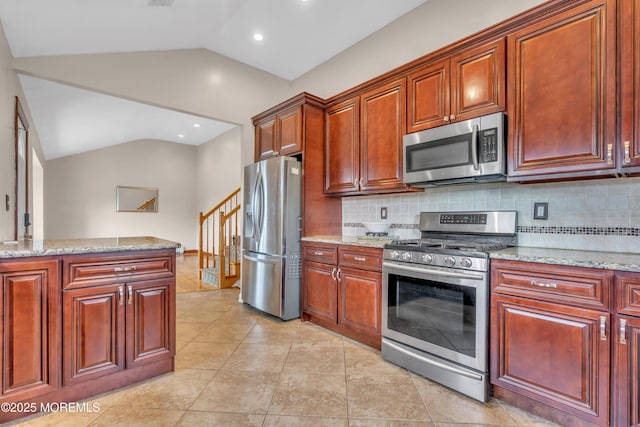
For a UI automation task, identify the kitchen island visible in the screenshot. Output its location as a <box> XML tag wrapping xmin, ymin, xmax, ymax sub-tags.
<box><xmin>0</xmin><ymin>236</ymin><xmax>178</xmax><ymax>423</ymax></box>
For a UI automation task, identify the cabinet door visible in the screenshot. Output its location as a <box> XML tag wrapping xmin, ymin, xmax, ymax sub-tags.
<box><xmin>325</xmin><ymin>97</ymin><xmax>360</xmax><ymax>194</ymax></box>
<box><xmin>491</xmin><ymin>295</ymin><xmax>610</xmax><ymax>426</ymax></box>
<box><xmin>507</xmin><ymin>0</ymin><xmax>616</xmax><ymax>179</ymax></box>
<box><xmin>0</xmin><ymin>260</ymin><xmax>59</xmax><ymax>399</ymax></box>
<box><xmin>63</xmin><ymin>285</ymin><xmax>125</xmax><ymax>385</ymax></box>
<box><xmin>338</xmin><ymin>267</ymin><xmax>381</xmax><ymax>338</ymax></box>
<box><xmin>255</xmin><ymin>117</ymin><xmax>277</xmax><ymax>161</ymax></box>
<box><xmin>614</xmin><ymin>314</ymin><xmax>640</xmax><ymax>427</ymax></box>
<box><xmin>407</xmin><ymin>58</ymin><xmax>450</xmax><ymax>132</ymax></box>
<box><xmin>127</xmin><ymin>279</ymin><xmax>175</xmax><ymax>368</ymax></box>
<box><xmin>620</xmin><ymin>0</ymin><xmax>640</xmax><ymax>171</ymax></box>
<box><xmin>450</xmin><ymin>39</ymin><xmax>505</xmax><ymax>123</ymax></box>
<box><xmin>277</xmin><ymin>105</ymin><xmax>303</xmax><ymax>156</ymax></box>
<box><xmin>302</xmin><ymin>260</ymin><xmax>337</xmax><ymax>324</ymax></box>
<box><xmin>359</xmin><ymin>79</ymin><xmax>407</xmax><ymax>192</ymax></box>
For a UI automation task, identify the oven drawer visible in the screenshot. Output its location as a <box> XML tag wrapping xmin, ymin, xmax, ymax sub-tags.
<box><xmin>302</xmin><ymin>242</ymin><xmax>338</xmax><ymax>265</ymax></box>
<box><xmin>491</xmin><ymin>259</ymin><xmax>612</xmax><ymax>310</ymax></box>
<box><xmin>339</xmin><ymin>246</ymin><xmax>382</xmax><ymax>272</ymax></box>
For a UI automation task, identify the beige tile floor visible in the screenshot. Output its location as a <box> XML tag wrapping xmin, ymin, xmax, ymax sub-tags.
<box><xmin>10</xmin><ymin>256</ymin><xmax>561</xmax><ymax>427</ymax></box>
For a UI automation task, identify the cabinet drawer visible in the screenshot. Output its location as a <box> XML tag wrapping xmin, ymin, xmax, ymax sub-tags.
<box><xmin>491</xmin><ymin>260</ymin><xmax>612</xmax><ymax>309</ymax></box>
<box><xmin>616</xmin><ymin>272</ymin><xmax>640</xmax><ymax>316</ymax></box>
<box><xmin>339</xmin><ymin>246</ymin><xmax>382</xmax><ymax>272</ymax></box>
<box><xmin>63</xmin><ymin>250</ymin><xmax>175</xmax><ymax>288</ymax></box>
<box><xmin>302</xmin><ymin>242</ymin><xmax>338</xmax><ymax>264</ymax></box>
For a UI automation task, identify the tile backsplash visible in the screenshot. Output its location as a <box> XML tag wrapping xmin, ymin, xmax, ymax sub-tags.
<box><xmin>342</xmin><ymin>176</ymin><xmax>640</xmax><ymax>253</ymax></box>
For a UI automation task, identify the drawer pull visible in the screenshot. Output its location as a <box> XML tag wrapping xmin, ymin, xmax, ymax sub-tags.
<box><xmin>127</xmin><ymin>285</ymin><xmax>133</xmax><ymax>305</ymax></box>
<box><xmin>620</xmin><ymin>319</ymin><xmax>627</xmax><ymax>345</ymax></box>
<box><xmin>114</xmin><ymin>265</ymin><xmax>137</xmax><ymax>273</ymax></box>
<box><xmin>118</xmin><ymin>286</ymin><xmax>124</xmax><ymax>305</ymax></box>
<box><xmin>606</xmin><ymin>143</ymin><xmax>613</xmax><ymax>165</ymax></box>
<box><xmin>314</xmin><ymin>251</ymin><xmax>324</xmax><ymax>256</ymax></box>
<box><xmin>331</xmin><ymin>268</ymin><xmax>336</xmax><ymax>281</ymax></box>
<box><xmin>530</xmin><ymin>280</ymin><xmax>557</xmax><ymax>288</ymax></box>
<box><xmin>600</xmin><ymin>316</ymin><xmax>607</xmax><ymax>341</ymax></box>
<box><xmin>354</xmin><ymin>256</ymin><xmax>366</xmax><ymax>262</ymax></box>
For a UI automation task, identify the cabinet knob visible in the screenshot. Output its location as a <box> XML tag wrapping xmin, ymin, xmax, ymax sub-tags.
<box><xmin>624</xmin><ymin>141</ymin><xmax>631</xmax><ymax>164</ymax></box>
<box><xmin>119</xmin><ymin>286</ymin><xmax>124</xmax><ymax>305</ymax></box>
<box><xmin>443</xmin><ymin>116</ymin><xmax>450</xmax><ymax>122</ymax></box>
<box><xmin>450</xmin><ymin>114</ymin><xmax>456</xmax><ymax>120</ymax></box>
<box><xmin>127</xmin><ymin>285</ymin><xmax>133</xmax><ymax>305</ymax></box>
<box><xmin>331</xmin><ymin>268</ymin><xmax>336</xmax><ymax>281</ymax></box>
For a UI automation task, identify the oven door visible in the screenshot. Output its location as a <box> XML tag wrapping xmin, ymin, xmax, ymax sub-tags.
<box><xmin>382</xmin><ymin>260</ymin><xmax>488</xmax><ymax>372</ymax></box>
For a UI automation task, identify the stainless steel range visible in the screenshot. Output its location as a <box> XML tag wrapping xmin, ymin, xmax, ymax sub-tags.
<box><xmin>382</xmin><ymin>210</ymin><xmax>517</xmax><ymax>402</ymax></box>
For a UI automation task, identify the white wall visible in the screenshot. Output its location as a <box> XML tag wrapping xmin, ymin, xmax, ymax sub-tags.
<box><xmin>196</xmin><ymin>126</ymin><xmax>243</xmax><ymax>214</ymax></box>
<box><xmin>0</xmin><ymin>21</ymin><xmax>46</xmax><ymax>242</ymax></box>
<box><xmin>44</xmin><ymin>139</ymin><xmax>198</xmax><ymax>248</ymax></box>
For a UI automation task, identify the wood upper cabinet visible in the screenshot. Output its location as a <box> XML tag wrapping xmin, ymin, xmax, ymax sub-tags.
<box><xmin>0</xmin><ymin>259</ymin><xmax>59</xmax><ymax>400</ymax></box>
<box><xmin>491</xmin><ymin>259</ymin><xmax>613</xmax><ymax>427</ymax></box>
<box><xmin>254</xmin><ymin>104</ymin><xmax>303</xmax><ymax>161</ymax></box>
<box><xmin>325</xmin><ymin>97</ymin><xmax>360</xmax><ymax>194</ymax></box>
<box><xmin>507</xmin><ymin>0</ymin><xmax>617</xmax><ymax>180</ymax></box>
<box><xmin>325</xmin><ymin>79</ymin><xmax>412</xmax><ymax>196</ymax></box>
<box><xmin>620</xmin><ymin>0</ymin><xmax>640</xmax><ymax>172</ymax></box>
<box><xmin>359</xmin><ymin>79</ymin><xmax>407</xmax><ymax>192</ymax></box>
<box><xmin>614</xmin><ymin>272</ymin><xmax>640</xmax><ymax>427</ymax></box>
<box><xmin>407</xmin><ymin>38</ymin><xmax>505</xmax><ymax>133</ymax></box>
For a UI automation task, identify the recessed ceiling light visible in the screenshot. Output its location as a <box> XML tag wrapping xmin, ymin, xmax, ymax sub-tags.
<box><xmin>178</xmin><ymin>134</ymin><xmax>185</xmax><ymax>138</ymax></box>
<box><xmin>193</xmin><ymin>123</ymin><xmax>201</xmax><ymax>128</ymax></box>
<box><xmin>253</xmin><ymin>33</ymin><xmax>264</xmax><ymax>41</ymax></box>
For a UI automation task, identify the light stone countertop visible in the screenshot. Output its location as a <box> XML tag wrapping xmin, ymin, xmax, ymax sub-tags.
<box><xmin>490</xmin><ymin>246</ymin><xmax>640</xmax><ymax>272</ymax></box>
<box><xmin>302</xmin><ymin>236</ymin><xmax>392</xmax><ymax>249</ymax></box>
<box><xmin>0</xmin><ymin>236</ymin><xmax>179</xmax><ymax>259</ymax></box>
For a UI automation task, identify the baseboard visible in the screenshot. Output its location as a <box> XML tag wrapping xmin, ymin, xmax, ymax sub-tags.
<box><xmin>184</xmin><ymin>249</ymin><xmax>198</xmax><ymax>254</ymax></box>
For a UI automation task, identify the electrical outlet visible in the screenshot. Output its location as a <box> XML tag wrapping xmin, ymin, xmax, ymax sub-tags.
<box><xmin>380</xmin><ymin>207</ymin><xmax>387</xmax><ymax>219</ymax></box>
<box><xmin>5</xmin><ymin>194</ymin><xmax>8</xmax><ymax>212</ymax></box>
<box><xmin>533</xmin><ymin>202</ymin><xmax>548</xmax><ymax>220</ymax></box>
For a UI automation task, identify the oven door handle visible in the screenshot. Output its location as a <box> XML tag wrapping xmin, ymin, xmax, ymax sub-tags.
<box><xmin>383</xmin><ymin>338</ymin><xmax>484</xmax><ymax>381</ymax></box>
<box><xmin>383</xmin><ymin>261</ymin><xmax>484</xmax><ymax>280</ymax></box>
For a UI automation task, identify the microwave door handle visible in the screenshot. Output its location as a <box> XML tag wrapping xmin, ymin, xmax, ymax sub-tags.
<box><xmin>471</xmin><ymin>124</ymin><xmax>479</xmax><ymax>171</ymax></box>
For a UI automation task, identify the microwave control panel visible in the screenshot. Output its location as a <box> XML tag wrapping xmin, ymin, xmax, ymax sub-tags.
<box><xmin>479</xmin><ymin>128</ymin><xmax>498</xmax><ymax>163</ymax></box>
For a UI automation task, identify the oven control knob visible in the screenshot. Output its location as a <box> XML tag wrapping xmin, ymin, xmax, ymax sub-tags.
<box><xmin>443</xmin><ymin>256</ymin><xmax>456</xmax><ymax>266</ymax></box>
<box><xmin>389</xmin><ymin>251</ymin><xmax>400</xmax><ymax>260</ymax></box>
<box><xmin>421</xmin><ymin>254</ymin><xmax>433</xmax><ymax>264</ymax></box>
<box><xmin>401</xmin><ymin>252</ymin><xmax>412</xmax><ymax>262</ymax></box>
<box><xmin>460</xmin><ymin>258</ymin><xmax>473</xmax><ymax>268</ymax></box>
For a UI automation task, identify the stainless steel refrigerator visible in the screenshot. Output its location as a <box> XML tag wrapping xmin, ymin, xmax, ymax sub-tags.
<box><xmin>241</xmin><ymin>156</ymin><xmax>302</xmax><ymax>320</ymax></box>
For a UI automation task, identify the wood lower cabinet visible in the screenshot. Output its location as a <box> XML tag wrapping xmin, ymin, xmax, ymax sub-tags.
<box><xmin>491</xmin><ymin>259</ymin><xmax>613</xmax><ymax>427</ymax></box>
<box><xmin>507</xmin><ymin>0</ymin><xmax>617</xmax><ymax>181</ymax></box>
<box><xmin>63</xmin><ymin>278</ymin><xmax>174</xmax><ymax>385</ymax></box>
<box><xmin>614</xmin><ymin>272</ymin><xmax>640</xmax><ymax>427</ymax></box>
<box><xmin>0</xmin><ymin>248</ymin><xmax>176</xmax><ymax>423</ymax></box>
<box><xmin>302</xmin><ymin>242</ymin><xmax>382</xmax><ymax>348</ymax></box>
<box><xmin>0</xmin><ymin>259</ymin><xmax>59</xmax><ymax>401</ymax></box>
<box><xmin>407</xmin><ymin>38</ymin><xmax>505</xmax><ymax>133</ymax></box>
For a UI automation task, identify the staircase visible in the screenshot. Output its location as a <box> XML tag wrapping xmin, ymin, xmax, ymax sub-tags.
<box><xmin>198</xmin><ymin>188</ymin><xmax>241</xmax><ymax>288</ymax></box>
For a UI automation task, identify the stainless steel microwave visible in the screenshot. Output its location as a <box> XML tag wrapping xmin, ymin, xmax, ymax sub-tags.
<box><xmin>403</xmin><ymin>112</ymin><xmax>506</xmax><ymax>186</ymax></box>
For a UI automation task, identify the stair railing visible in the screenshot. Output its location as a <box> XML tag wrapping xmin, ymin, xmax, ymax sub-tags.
<box><xmin>198</xmin><ymin>187</ymin><xmax>241</xmax><ymax>288</ymax></box>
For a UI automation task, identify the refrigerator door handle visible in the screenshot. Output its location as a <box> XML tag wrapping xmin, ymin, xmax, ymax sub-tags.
<box><xmin>243</xmin><ymin>253</ymin><xmax>279</xmax><ymax>263</ymax></box>
<box><xmin>252</xmin><ymin>170</ymin><xmax>265</xmax><ymax>243</ymax></box>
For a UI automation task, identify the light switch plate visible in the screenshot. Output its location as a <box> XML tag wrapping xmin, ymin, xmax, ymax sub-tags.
<box><xmin>533</xmin><ymin>202</ymin><xmax>548</xmax><ymax>220</ymax></box>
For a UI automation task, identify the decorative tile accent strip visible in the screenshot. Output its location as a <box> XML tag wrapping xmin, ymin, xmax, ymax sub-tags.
<box><xmin>517</xmin><ymin>226</ymin><xmax>640</xmax><ymax>237</ymax></box>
